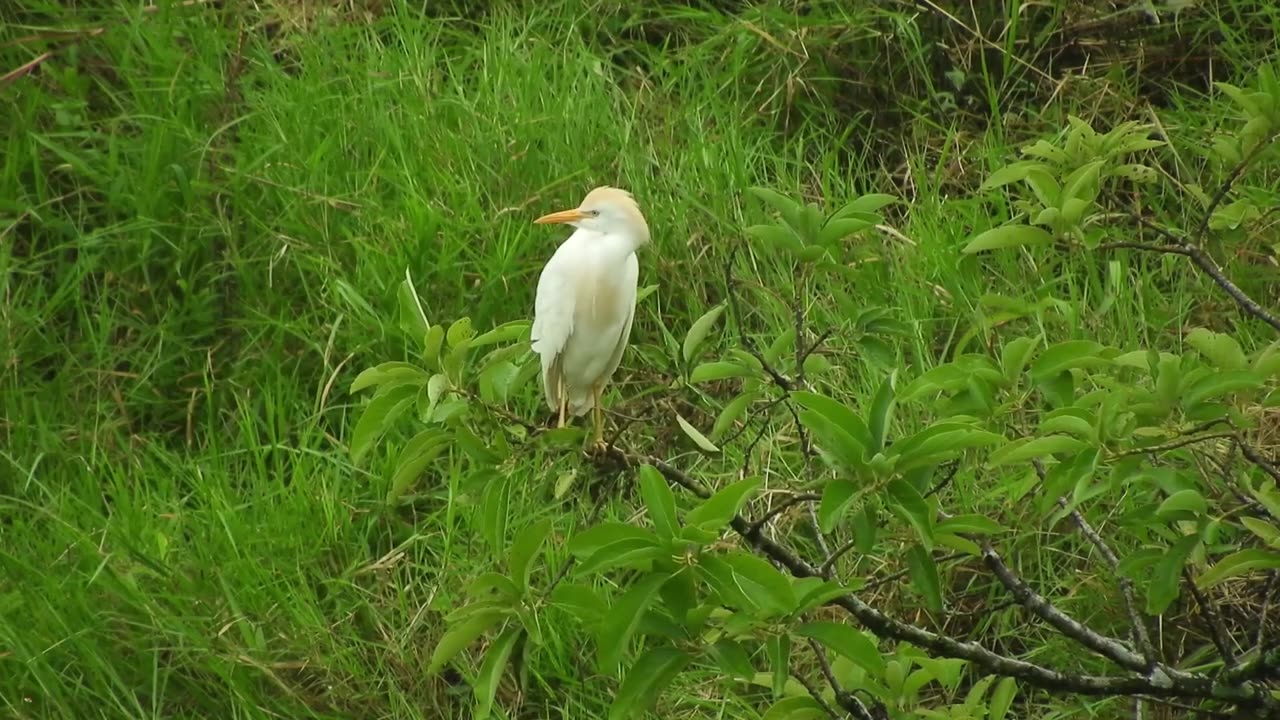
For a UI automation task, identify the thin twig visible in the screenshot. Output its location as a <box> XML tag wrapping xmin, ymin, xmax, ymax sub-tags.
<box><xmin>1256</xmin><ymin>572</ymin><xmax>1279</xmax><ymax>656</ymax></box>
<box><xmin>790</xmin><ymin>672</ymin><xmax>843</xmax><ymax>720</ymax></box>
<box><xmin>1109</xmin><ymin>432</ymin><xmax>1236</xmax><ymax>459</ymax></box>
<box><xmin>1033</xmin><ymin>460</ymin><xmax>1161</xmax><ymax>671</ymax></box>
<box><xmin>856</xmin><ymin>551</ymin><xmax>969</xmax><ymax>593</ymax></box>
<box><xmin>1182</xmin><ymin>569</ymin><xmax>1237</xmax><ymax>666</ymax></box>
<box><xmin>1237</xmin><ymin>437</ymin><xmax>1280</xmax><ymax>484</ymax></box>
<box><xmin>819</xmin><ymin>538</ymin><xmax>860</xmax><ymax>579</ymax></box>
<box><xmin>1098</xmin><ymin>240</ymin><xmax>1192</xmax><ymax>256</ymax></box>
<box><xmin>808</xmin><ymin>638</ymin><xmax>877</xmax><ymax>720</ymax></box>
<box><xmin>745</xmin><ymin>492</ymin><xmax>822</xmax><ymax>536</ymax></box>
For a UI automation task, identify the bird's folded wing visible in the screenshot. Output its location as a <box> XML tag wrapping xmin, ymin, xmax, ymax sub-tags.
<box><xmin>530</xmin><ymin>258</ymin><xmax>574</xmax><ymax>361</ymax></box>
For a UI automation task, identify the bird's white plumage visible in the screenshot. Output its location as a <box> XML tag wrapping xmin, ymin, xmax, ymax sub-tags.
<box><xmin>531</xmin><ymin>235</ymin><xmax>638</xmax><ymax>415</ymax></box>
<box><xmin>529</xmin><ymin>186</ymin><xmax>649</xmax><ymax>432</ymax></box>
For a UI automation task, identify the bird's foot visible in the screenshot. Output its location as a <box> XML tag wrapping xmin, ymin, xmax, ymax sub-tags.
<box><xmin>588</xmin><ymin>436</ymin><xmax>609</xmax><ymax>456</ymax></box>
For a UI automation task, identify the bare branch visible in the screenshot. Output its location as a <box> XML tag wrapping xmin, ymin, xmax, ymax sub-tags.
<box><xmin>607</xmin><ymin>448</ymin><xmax>1278</xmax><ymax>711</ymax></box>
<box><xmin>1098</xmin><ymin>240</ymin><xmax>1192</xmax><ymax>256</ymax></box>
<box><xmin>1181</xmin><ymin>243</ymin><xmax>1280</xmax><ymax>335</ymax></box>
<box><xmin>980</xmin><ymin>542</ymin><xmax>1150</xmax><ymax>673</ymax></box>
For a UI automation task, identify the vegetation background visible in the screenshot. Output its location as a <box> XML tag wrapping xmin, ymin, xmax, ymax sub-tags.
<box><xmin>3</xmin><ymin>1</ymin><xmax>1279</xmax><ymax>718</ymax></box>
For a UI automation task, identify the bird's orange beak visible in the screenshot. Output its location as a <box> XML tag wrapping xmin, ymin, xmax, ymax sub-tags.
<box><xmin>534</xmin><ymin>208</ymin><xmax>587</xmax><ymax>225</ymax></box>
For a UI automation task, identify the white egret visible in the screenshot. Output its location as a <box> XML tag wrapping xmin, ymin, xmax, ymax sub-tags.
<box><xmin>530</xmin><ymin>186</ymin><xmax>650</xmax><ymax>448</ymax></box>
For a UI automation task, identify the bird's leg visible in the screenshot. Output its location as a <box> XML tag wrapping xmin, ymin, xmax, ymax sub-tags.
<box><xmin>557</xmin><ymin>373</ymin><xmax>568</xmax><ymax>429</ymax></box>
<box><xmin>590</xmin><ymin>382</ymin><xmax>606</xmax><ymax>451</ymax></box>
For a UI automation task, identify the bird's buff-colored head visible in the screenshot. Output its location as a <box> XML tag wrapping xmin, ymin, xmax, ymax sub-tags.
<box><xmin>534</xmin><ymin>186</ymin><xmax>650</xmax><ymax>247</ymax></box>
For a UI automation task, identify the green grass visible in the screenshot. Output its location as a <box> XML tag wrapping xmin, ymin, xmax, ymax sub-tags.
<box><xmin>3</xmin><ymin>1</ymin><xmax>1279</xmax><ymax>718</ymax></box>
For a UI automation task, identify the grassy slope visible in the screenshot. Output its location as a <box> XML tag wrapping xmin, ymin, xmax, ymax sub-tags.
<box><xmin>2</xmin><ymin>2</ymin><xmax>1277</xmax><ymax>718</ymax></box>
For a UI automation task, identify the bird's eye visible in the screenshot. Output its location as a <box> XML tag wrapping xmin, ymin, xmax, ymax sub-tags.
<box><xmin>589</xmin><ymin>209</ymin><xmax>601</xmax><ymax>217</ymax></box>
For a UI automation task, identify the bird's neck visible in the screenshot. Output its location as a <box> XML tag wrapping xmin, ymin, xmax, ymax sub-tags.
<box><xmin>590</xmin><ymin>229</ymin><xmax>643</xmax><ymax>258</ymax></box>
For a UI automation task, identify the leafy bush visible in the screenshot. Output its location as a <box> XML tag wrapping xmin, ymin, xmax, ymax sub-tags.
<box><xmin>352</xmin><ymin>63</ymin><xmax>1280</xmax><ymax>720</ymax></box>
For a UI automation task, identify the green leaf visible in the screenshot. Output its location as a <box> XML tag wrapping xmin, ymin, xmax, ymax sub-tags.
<box><xmin>1183</xmin><ymin>370</ymin><xmax>1264</xmax><ymax>407</ymax></box>
<box><xmin>1156</xmin><ymin>489</ymin><xmax>1207</xmax><ymax>522</ymax></box>
<box><xmin>761</xmin><ymin>697</ymin><xmax>829</xmax><ymax>720</ymax></box>
<box><xmin>387</xmin><ymin>428</ymin><xmax>451</xmax><ymax>504</ymax></box>
<box><xmin>988</xmin><ymin>435</ymin><xmax>1086</xmax><ymax>467</ymax></box>
<box><xmin>608</xmin><ymin>645</ymin><xmax>693</xmax><ymax>720</ymax></box>
<box><xmin>796</xmin><ymin>621</ymin><xmax>885</xmax><ymax>674</ymax></box>
<box><xmin>832</xmin><ymin>192</ymin><xmax>897</xmax><ymax>219</ymax></box>
<box><xmin>509</xmin><ymin>518</ymin><xmax>553</xmax><ymax>593</ymax></box>
<box><xmin>989</xmin><ymin>677</ymin><xmax>1018</xmax><ymax>720</ymax></box>
<box><xmin>638</xmin><ymin>465</ymin><xmax>679</xmax><ymax>539</ymax></box>
<box><xmin>935</xmin><ymin>514</ymin><xmax>1004</xmax><ymax>535</ymax></box>
<box><xmin>867</xmin><ymin>371</ymin><xmax>898</xmax><ymax>451</ymax></box>
<box><xmin>746</xmin><ymin>223</ymin><xmax>805</xmax><ymax>254</ymax></box>
<box><xmin>791</xmin><ymin>391</ymin><xmax>871</xmax><ymax>471</ymax></box>
<box><xmin>710</xmin><ymin>639</ymin><xmax>755</xmax><ymax>681</ymax></box>
<box><xmin>1147</xmin><ymin>533</ymin><xmax>1200</xmax><ymax>615</ymax></box>
<box><xmin>675</xmin><ymin>413</ymin><xmax>720</xmax><ymax>453</ymax></box>
<box><xmin>690</xmin><ymin>361</ymin><xmax>754</xmax><ymax>384</ymax></box>
<box><xmin>1186</xmin><ymin>327</ymin><xmax>1249</xmax><ymax>371</ymax></box>
<box><xmin>683</xmin><ymin>303</ymin><xmax>726</xmax><ymax>365</ymax></box>
<box><xmin>795</xmin><ymin>579</ymin><xmax>853</xmax><ymax>613</ymax></box>
<box><xmin>480</xmin><ymin>472</ymin><xmax>512</xmax><ymax>557</ymax></box>
<box><xmin>819</xmin><ymin>478</ymin><xmax>860</xmax><ymax>533</ymax></box>
<box><xmin>599</xmin><ymin>572</ymin><xmax>672</xmax><ymax>670</ymax></box>
<box><xmin>887</xmin><ymin>479</ymin><xmax>934</xmax><ymax>548</ymax></box>
<box><xmin>1197</xmin><ymin>548</ymin><xmax>1280</xmax><ymax>590</ymax></box>
<box><xmin>470</xmin><ymin>319</ymin><xmax>530</xmax><ymax>348</ymax></box>
<box><xmin>685</xmin><ymin>477</ymin><xmax>761</xmax><ymax>532</ymax></box>
<box><xmin>1029</xmin><ymin>340</ymin><xmax>1110</xmax><ymax>381</ymax></box>
<box><xmin>428</xmin><ymin>608</ymin><xmax>509</xmax><ymax>675</ymax></box>
<box><xmin>980</xmin><ymin>161</ymin><xmax>1050</xmax><ymax>190</ymax></box>
<box><xmin>568</xmin><ymin>522</ymin><xmax>659</xmax><ymax>557</ymax></box>
<box><xmin>906</xmin><ymin>544</ymin><xmax>943</xmax><ymax>613</ymax></box>
<box><xmin>398</xmin><ymin>272</ymin><xmax>430</xmax><ymax>340</ymax></box>
<box><xmin>446</xmin><ymin>317</ymin><xmax>474</xmax><ymax>349</ymax></box>
<box><xmin>350</xmin><ymin>383</ymin><xmax>418</xmax><ymax>462</ymax></box>
<box><xmin>468</xmin><ymin>573</ymin><xmax>520</xmax><ymax>602</ymax></box>
<box><xmin>577</xmin><ymin>538</ymin><xmax>668</xmax><ymax>575</ymax></box>
<box><xmin>962</xmin><ymin>224</ymin><xmax>1055</xmax><ymax>254</ymax></box>
<box><xmin>748</xmin><ymin>186</ymin><xmax>803</xmax><ymax>229</ymax></box>
<box><xmin>550</xmin><ymin>582</ymin><xmax>606</xmax><ymax>619</ymax></box>
<box><xmin>712</xmin><ymin>389</ymin><xmax>761</xmax><ymax>440</ymax></box>
<box><xmin>1241</xmin><ymin>517</ymin><xmax>1280</xmax><ymax>547</ymax></box>
<box><xmin>1000</xmin><ymin>336</ymin><xmax>1039</xmax><ymax>382</ymax></box>
<box><xmin>1061</xmin><ymin>159</ymin><xmax>1104</xmax><ymax>208</ymax></box>
<box><xmin>473</xmin><ymin>625</ymin><xmax>523</xmax><ymax>720</ymax></box>
<box><xmin>423</xmin><ymin>324</ymin><xmax>445</xmax><ymax>369</ymax></box>
<box><xmin>767</xmin><ymin>633</ymin><xmax>791</xmax><ymax>698</ymax></box>
<box><xmin>892</xmin><ymin>425</ymin><xmax>1005</xmax><ymax>472</ymax></box>
<box><xmin>819</xmin><ymin>216</ymin><xmax>875</xmax><ymax>244</ymax></box>
<box><xmin>1039</xmin><ymin>412</ymin><xmax>1096</xmax><ymax>441</ymax></box>
<box><xmin>349</xmin><ymin>361</ymin><xmax>429</xmax><ymax>394</ymax></box>
<box><xmin>722</xmin><ymin>551</ymin><xmax>797</xmax><ymax>616</ymax></box>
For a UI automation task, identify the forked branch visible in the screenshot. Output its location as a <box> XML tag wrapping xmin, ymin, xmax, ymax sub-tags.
<box><xmin>603</xmin><ymin>447</ymin><xmax>1279</xmax><ymax>713</ymax></box>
